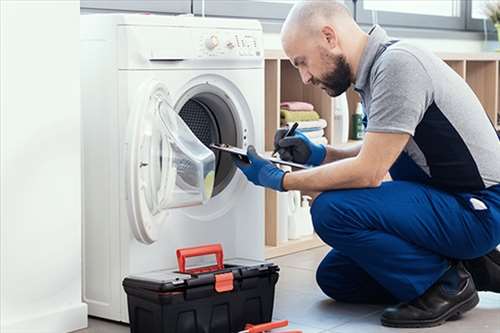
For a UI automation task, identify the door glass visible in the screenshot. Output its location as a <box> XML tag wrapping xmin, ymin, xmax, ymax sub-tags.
<box><xmin>138</xmin><ymin>88</ymin><xmax>216</xmax><ymax>212</ymax></box>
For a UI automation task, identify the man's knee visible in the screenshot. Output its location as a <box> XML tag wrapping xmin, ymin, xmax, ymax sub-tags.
<box><xmin>311</xmin><ymin>191</ymin><xmax>358</xmax><ymax>244</ymax></box>
<box><xmin>315</xmin><ymin>258</ymin><xmax>351</xmax><ymax>302</ymax></box>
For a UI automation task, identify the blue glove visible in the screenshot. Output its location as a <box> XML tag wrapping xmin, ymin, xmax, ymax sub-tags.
<box><xmin>234</xmin><ymin>145</ymin><xmax>287</xmax><ymax>191</ymax></box>
<box><xmin>274</xmin><ymin>129</ymin><xmax>326</xmax><ymax>166</ymax></box>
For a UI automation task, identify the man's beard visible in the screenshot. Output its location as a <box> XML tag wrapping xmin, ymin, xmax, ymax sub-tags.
<box><xmin>313</xmin><ymin>53</ymin><xmax>353</xmax><ymax>97</ymax></box>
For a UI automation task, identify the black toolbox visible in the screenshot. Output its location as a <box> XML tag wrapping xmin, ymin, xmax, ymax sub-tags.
<box><xmin>122</xmin><ymin>244</ymin><xmax>280</xmax><ymax>333</ymax></box>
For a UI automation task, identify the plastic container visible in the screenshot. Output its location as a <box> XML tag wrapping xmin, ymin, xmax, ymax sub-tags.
<box><xmin>333</xmin><ymin>93</ymin><xmax>349</xmax><ymax>144</ymax></box>
<box><xmin>277</xmin><ymin>166</ymin><xmax>291</xmax><ymax>243</ymax></box>
<box><xmin>122</xmin><ymin>244</ymin><xmax>279</xmax><ymax>333</ymax></box>
<box><xmin>287</xmin><ymin>191</ymin><xmax>302</xmax><ymax>240</ymax></box>
<box><xmin>298</xmin><ymin>196</ymin><xmax>314</xmax><ymax>237</ymax></box>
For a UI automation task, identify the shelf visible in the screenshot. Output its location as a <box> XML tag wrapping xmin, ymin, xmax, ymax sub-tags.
<box><xmin>265</xmin><ymin>234</ymin><xmax>325</xmax><ymax>259</ymax></box>
<box><xmin>466</xmin><ymin>61</ymin><xmax>498</xmax><ymax>125</ymax></box>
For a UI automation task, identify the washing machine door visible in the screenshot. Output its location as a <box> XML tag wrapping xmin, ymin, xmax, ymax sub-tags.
<box><xmin>126</xmin><ymin>80</ymin><xmax>216</xmax><ymax>244</ymax></box>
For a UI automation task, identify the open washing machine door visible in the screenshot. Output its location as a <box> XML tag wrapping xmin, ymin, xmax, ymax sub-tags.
<box><xmin>125</xmin><ymin>80</ymin><xmax>216</xmax><ymax>244</ymax></box>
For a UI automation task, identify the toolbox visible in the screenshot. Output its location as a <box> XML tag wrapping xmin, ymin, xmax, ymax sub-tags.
<box><xmin>122</xmin><ymin>244</ymin><xmax>280</xmax><ymax>333</ymax></box>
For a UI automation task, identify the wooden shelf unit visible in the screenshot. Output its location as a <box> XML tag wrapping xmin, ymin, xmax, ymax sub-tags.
<box><xmin>263</xmin><ymin>50</ymin><xmax>500</xmax><ymax>258</ymax></box>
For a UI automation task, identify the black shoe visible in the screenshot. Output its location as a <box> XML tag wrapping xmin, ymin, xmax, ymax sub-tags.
<box><xmin>380</xmin><ymin>264</ymin><xmax>479</xmax><ymax>328</ymax></box>
<box><xmin>463</xmin><ymin>248</ymin><xmax>500</xmax><ymax>293</ymax></box>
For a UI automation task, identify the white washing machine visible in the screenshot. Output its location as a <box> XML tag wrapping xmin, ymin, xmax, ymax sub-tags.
<box><xmin>80</xmin><ymin>14</ymin><xmax>265</xmax><ymax>322</ymax></box>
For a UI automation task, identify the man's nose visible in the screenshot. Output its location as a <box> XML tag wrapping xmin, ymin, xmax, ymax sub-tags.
<box><xmin>298</xmin><ymin>67</ymin><xmax>312</xmax><ymax>85</ymax></box>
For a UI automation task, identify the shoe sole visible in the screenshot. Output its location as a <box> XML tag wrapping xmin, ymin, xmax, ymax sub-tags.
<box><xmin>380</xmin><ymin>292</ymin><xmax>480</xmax><ymax>328</ymax></box>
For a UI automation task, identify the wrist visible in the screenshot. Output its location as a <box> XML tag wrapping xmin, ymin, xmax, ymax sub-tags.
<box><xmin>308</xmin><ymin>144</ymin><xmax>327</xmax><ymax>166</ymax></box>
<box><xmin>281</xmin><ymin>171</ymin><xmax>291</xmax><ymax>191</ymax></box>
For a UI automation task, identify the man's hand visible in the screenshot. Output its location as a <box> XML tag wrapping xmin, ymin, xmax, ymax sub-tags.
<box><xmin>234</xmin><ymin>145</ymin><xmax>287</xmax><ymax>191</ymax></box>
<box><xmin>273</xmin><ymin>129</ymin><xmax>326</xmax><ymax>166</ymax></box>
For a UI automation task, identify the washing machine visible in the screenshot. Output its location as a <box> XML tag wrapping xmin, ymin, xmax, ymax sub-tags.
<box><xmin>80</xmin><ymin>14</ymin><xmax>265</xmax><ymax>322</ymax></box>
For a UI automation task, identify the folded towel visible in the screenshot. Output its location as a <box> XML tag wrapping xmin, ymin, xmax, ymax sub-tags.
<box><xmin>299</xmin><ymin>127</ymin><xmax>322</xmax><ymax>133</ymax></box>
<box><xmin>280</xmin><ymin>109</ymin><xmax>320</xmax><ymax>122</ymax></box>
<box><xmin>311</xmin><ymin>136</ymin><xmax>328</xmax><ymax>146</ymax></box>
<box><xmin>282</xmin><ymin>119</ymin><xmax>327</xmax><ymax>130</ymax></box>
<box><xmin>303</xmin><ymin>129</ymin><xmax>324</xmax><ymax>139</ymax></box>
<box><xmin>280</xmin><ymin>101</ymin><xmax>314</xmax><ymax>111</ymax></box>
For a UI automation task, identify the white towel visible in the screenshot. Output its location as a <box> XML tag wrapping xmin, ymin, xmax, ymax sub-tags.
<box><xmin>311</xmin><ymin>136</ymin><xmax>328</xmax><ymax>146</ymax></box>
<box><xmin>303</xmin><ymin>129</ymin><xmax>324</xmax><ymax>139</ymax></box>
<box><xmin>282</xmin><ymin>119</ymin><xmax>327</xmax><ymax>130</ymax></box>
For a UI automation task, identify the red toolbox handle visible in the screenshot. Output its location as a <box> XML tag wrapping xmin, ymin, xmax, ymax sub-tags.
<box><xmin>176</xmin><ymin>244</ymin><xmax>224</xmax><ymax>273</ymax></box>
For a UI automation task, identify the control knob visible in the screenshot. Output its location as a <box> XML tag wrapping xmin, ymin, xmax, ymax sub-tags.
<box><xmin>205</xmin><ymin>35</ymin><xmax>219</xmax><ymax>50</ymax></box>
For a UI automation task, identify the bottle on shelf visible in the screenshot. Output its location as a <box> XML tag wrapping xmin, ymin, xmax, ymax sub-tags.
<box><xmin>287</xmin><ymin>190</ymin><xmax>302</xmax><ymax>240</ymax></box>
<box><xmin>333</xmin><ymin>93</ymin><xmax>349</xmax><ymax>144</ymax></box>
<box><xmin>351</xmin><ymin>102</ymin><xmax>364</xmax><ymax>140</ymax></box>
<box><xmin>298</xmin><ymin>195</ymin><xmax>314</xmax><ymax>237</ymax></box>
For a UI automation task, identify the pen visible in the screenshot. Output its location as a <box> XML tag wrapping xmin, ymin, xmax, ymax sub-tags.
<box><xmin>272</xmin><ymin>122</ymin><xmax>299</xmax><ymax>157</ymax></box>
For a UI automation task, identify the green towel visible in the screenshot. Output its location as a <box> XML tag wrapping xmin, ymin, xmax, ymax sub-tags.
<box><xmin>280</xmin><ymin>109</ymin><xmax>320</xmax><ymax>122</ymax></box>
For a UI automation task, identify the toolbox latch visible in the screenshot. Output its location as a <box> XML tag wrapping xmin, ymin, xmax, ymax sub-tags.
<box><xmin>215</xmin><ymin>272</ymin><xmax>234</xmax><ymax>293</ymax></box>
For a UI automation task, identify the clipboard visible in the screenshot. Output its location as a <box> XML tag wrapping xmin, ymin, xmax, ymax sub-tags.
<box><xmin>210</xmin><ymin>144</ymin><xmax>309</xmax><ymax>170</ymax></box>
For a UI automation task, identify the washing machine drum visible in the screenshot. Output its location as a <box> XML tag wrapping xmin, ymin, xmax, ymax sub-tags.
<box><xmin>178</xmin><ymin>94</ymin><xmax>238</xmax><ymax>197</ymax></box>
<box><xmin>126</xmin><ymin>81</ymin><xmax>217</xmax><ymax>244</ymax></box>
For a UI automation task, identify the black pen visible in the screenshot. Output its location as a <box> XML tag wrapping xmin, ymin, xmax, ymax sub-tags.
<box><xmin>272</xmin><ymin>122</ymin><xmax>299</xmax><ymax>157</ymax></box>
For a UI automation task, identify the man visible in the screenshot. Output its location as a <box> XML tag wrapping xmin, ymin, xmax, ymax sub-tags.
<box><xmin>234</xmin><ymin>0</ymin><xmax>500</xmax><ymax>328</ymax></box>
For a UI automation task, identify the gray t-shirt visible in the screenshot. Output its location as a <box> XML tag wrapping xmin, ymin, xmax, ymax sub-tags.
<box><xmin>354</xmin><ymin>25</ymin><xmax>500</xmax><ymax>191</ymax></box>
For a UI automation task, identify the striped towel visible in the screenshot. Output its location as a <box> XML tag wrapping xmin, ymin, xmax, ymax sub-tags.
<box><xmin>280</xmin><ymin>101</ymin><xmax>314</xmax><ymax>111</ymax></box>
<box><xmin>282</xmin><ymin>119</ymin><xmax>327</xmax><ymax>130</ymax></box>
<box><xmin>280</xmin><ymin>109</ymin><xmax>320</xmax><ymax>122</ymax></box>
<box><xmin>311</xmin><ymin>136</ymin><xmax>328</xmax><ymax>146</ymax></box>
<box><xmin>303</xmin><ymin>129</ymin><xmax>324</xmax><ymax>139</ymax></box>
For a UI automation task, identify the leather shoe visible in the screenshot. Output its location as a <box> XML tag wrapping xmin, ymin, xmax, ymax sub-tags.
<box><xmin>381</xmin><ymin>263</ymin><xmax>479</xmax><ymax>328</ymax></box>
<box><xmin>463</xmin><ymin>248</ymin><xmax>500</xmax><ymax>293</ymax></box>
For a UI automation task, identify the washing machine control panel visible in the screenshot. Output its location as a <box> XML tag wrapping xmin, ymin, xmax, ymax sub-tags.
<box><xmin>198</xmin><ymin>30</ymin><xmax>262</xmax><ymax>58</ymax></box>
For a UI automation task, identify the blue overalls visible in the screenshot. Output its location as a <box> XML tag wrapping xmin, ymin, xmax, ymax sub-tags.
<box><xmin>312</xmin><ymin>157</ymin><xmax>500</xmax><ymax>303</ymax></box>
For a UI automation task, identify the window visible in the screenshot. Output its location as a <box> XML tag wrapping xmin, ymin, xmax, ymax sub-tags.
<box><xmin>80</xmin><ymin>0</ymin><xmax>495</xmax><ymax>39</ymax></box>
<box><xmin>357</xmin><ymin>0</ymin><xmax>465</xmax><ymax>30</ymax></box>
<box><xmin>363</xmin><ymin>0</ymin><xmax>461</xmax><ymax>17</ymax></box>
<box><xmin>467</xmin><ymin>0</ymin><xmax>496</xmax><ymax>32</ymax></box>
<box><xmin>471</xmin><ymin>0</ymin><xmax>498</xmax><ymax>19</ymax></box>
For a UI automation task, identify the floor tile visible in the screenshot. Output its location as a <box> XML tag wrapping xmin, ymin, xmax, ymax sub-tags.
<box><xmin>329</xmin><ymin>292</ymin><xmax>500</xmax><ymax>333</ymax></box>
<box><xmin>276</xmin><ymin>265</ymin><xmax>325</xmax><ymax>296</ymax></box>
<box><xmin>272</xmin><ymin>246</ymin><xmax>330</xmax><ymax>271</ymax></box>
<box><xmin>273</xmin><ymin>288</ymin><xmax>383</xmax><ymax>330</ymax></box>
<box><xmin>74</xmin><ymin>317</ymin><xmax>129</xmax><ymax>333</ymax></box>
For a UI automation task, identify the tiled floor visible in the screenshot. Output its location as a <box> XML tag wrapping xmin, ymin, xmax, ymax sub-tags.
<box><xmin>76</xmin><ymin>246</ymin><xmax>500</xmax><ymax>333</ymax></box>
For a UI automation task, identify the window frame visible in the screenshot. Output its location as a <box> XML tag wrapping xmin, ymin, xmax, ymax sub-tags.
<box><xmin>80</xmin><ymin>0</ymin><xmax>191</xmax><ymax>14</ymax></box>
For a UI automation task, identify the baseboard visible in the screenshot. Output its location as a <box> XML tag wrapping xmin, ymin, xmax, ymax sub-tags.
<box><xmin>1</xmin><ymin>303</ymin><xmax>88</xmax><ymax>333</ymax></box>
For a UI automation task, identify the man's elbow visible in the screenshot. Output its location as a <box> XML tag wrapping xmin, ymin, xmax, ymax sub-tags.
<box><xmin>361</xmin><ymin>171</ymin><xmax>385</xmax><ymax>188</ymax></box>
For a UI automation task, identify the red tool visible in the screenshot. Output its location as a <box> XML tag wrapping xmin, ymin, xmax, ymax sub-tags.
<box><xmin>239</xmin><ymin>320</ymin><xmax>302</xmax><ymax>333</ymax></box>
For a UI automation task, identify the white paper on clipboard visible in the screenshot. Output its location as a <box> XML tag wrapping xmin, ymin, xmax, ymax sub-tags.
<box><xmin>210</xmin><ymin>144</ymin><xmax>309</xmax><ymax>169</ymax></box>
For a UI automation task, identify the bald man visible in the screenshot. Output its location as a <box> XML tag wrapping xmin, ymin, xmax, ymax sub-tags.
<box><xmin>234</xmin><ymin>0</ymin><xmax>500</xmax><ymax>329</ymax></box>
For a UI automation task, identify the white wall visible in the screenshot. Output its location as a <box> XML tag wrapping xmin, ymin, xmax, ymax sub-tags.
<box><xmin>0</xmin><ymin>1</ymin><xmax>87</xmax><ymax>332</ymax></box>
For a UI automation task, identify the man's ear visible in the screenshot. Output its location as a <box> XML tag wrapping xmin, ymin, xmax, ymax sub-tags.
<box><xmin>320</xmin><ymin>25</ymin><xmax>337</xmax><ymax>49</ymax></box>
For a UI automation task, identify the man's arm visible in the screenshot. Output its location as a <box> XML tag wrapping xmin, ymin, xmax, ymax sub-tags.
<box><xmin>322</xmin><ymin>142</ymin><xmax>363</xmax><ymax>164</ymax></box>
<box><xmin>283</xmin><ymin>132</ymin><xmax>409</xmax><ymax>191</ymax></box>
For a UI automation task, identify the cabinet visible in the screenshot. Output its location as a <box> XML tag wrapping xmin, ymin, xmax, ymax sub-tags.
<box><xmin>263</xmin><ymin>49</ymin><xmax>500</xmax><ymax>259</ymax></box>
